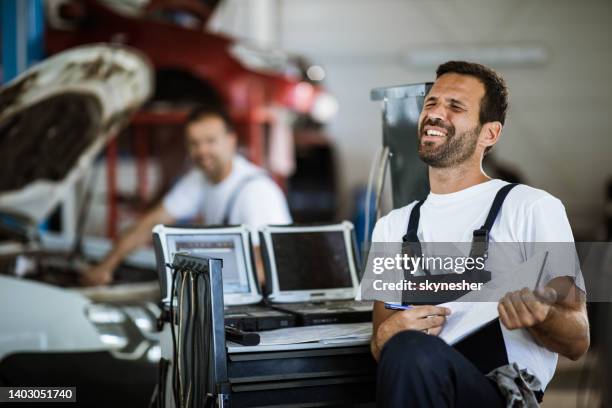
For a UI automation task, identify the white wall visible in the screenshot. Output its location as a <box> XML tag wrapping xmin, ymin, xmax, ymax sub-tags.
<box><xmin>211</xmin><ymin>0</ymin><xmax>612</xmax><ymax>238</ymax></box>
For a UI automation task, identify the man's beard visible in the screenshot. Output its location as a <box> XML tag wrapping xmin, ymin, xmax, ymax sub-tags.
<box><xmin>417</xmin><ymin>118</ymin><xmax>481</xmax><ymax>168</ymax></box>
<box><xmin>196</xmin><ymin>158</ymin><xmax>223</xmax><ymax>181</ymax></box>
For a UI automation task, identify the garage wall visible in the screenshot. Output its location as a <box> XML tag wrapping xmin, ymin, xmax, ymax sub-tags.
<box><xmin>211</xmin><ymin>0</ymin><xmax>612</xmax><ymax>238</ymax></box>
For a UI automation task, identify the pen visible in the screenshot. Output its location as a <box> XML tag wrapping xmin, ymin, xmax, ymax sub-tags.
<box><xmin>384</xmin><ymin>303</ymin><xmax>413</xmax><ymax>311</ymax></box>
<box><xmin>534</xmin><ymin>251</ymin><xmax>549</xmax><ymax>291</ymax></box>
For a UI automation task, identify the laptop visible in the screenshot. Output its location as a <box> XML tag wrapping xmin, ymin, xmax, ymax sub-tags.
<box><xmin>152</xmin><ymin>224</ymin><xmax>295</xmax><ymax>331</ymax></box>
<box><xmin>260</xmin><ymin>221</ymin><xmax>372</xmax><ymax>326</ymax></box>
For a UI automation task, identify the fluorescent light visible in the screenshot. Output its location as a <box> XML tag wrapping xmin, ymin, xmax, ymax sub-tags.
<box><xmin>400</xmin><ymin>44</ymin><xmax>549</xmax><ymax>67</ymax></box>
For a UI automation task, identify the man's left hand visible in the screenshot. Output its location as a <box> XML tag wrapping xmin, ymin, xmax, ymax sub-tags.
<box><xmin>498</xmin><ymin>287</ymin><xmax>558</xmax><ymax>330</ymax></box>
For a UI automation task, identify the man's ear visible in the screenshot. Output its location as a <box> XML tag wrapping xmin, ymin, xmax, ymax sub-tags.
<box><xmin>480</xmin><ymin>121</ymin><xmax>503</xmax><ymax>150</ymax></box>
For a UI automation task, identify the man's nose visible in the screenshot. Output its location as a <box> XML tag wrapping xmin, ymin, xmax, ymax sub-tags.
<box><xmin>195</xmin><ymin>143</ymin><xmax>210</xmax><ymax>154</ymax></box>
<box><xmin>190</xmin><ymin>146</ymin><xmax>207</xmax><ymax>158</ymax></box>
<box><xmin>425</xmin><ymin>104</ymin><xmax>447</xmax><ymax>122</ymax></box>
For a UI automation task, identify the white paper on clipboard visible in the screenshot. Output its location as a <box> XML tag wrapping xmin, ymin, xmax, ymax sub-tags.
<box><xmin>438</xmin><ymin>251</ymin><xmax>549</xmax><ymax>345</ymax></box>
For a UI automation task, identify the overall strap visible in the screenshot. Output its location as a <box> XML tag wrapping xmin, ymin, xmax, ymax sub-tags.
<box><xmin>402</xmin><ymin>200</ymin><xmax>427</xmax><ymax>275</ymax></box>
<box><xmin>401</xmin><ymin>183</ymin><xmax>520</xmax><ymax>269</ymax></box>
<box><xmin>482</xmin><ymin>183</ymin><xmax>520</xmax><ymax>231</ymax></box>
<box><xmin>221</xmin><ymin>173</ymin><xmax>266</xmax><ymax>225</ymax></box>
<box><xmin>457</xmin><ymin>184</ymin><xmax>520</xmax><ymax>382</ymax></box>
<box><xmin>469</xmin><ymin>183</ymin><xmax>519</xmax><ymax>260</ymax></box>
<box><xmin>402</xmin><ymin>200</ymin><xmax>425</xmax><ymax>244</ymax></box>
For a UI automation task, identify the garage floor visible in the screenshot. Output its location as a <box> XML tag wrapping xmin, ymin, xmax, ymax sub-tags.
<box><xmin>541</xmin><ymin>352</ymin><xmax>600</xmax><ymax>408</ymax></box>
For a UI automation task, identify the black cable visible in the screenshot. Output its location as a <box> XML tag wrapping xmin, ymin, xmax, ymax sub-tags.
<box><xmin>180</xmin><ymin>269</ymin><xmax>188</xmax><ymax>407</ymax></box>
<box><xmin>192</xmin><ymin>264</ymin><xmax>213</xmax><ymax>408</ymax></box>
<box><xmin>155</xmin><ymin>358</ymin><xmax>169</xmax><ymax>408</ymax></box>
<box><xmin>196</xmin><ymin>270</ymin><xmax>201</xmax><ymax>407</ymax></box>
<box><xmin>191</xmin><ymin>266</ymin><xmax>208</xmax><ymax>408</ymax></box>
<box><xmin>179</xmin><ymin>266</ymin><xmax>200</xmax><ymax>408</ymax></box>
<box><xmin>191</xmin><ymin>271</ymin><xmax>198</xmax><ymax>408</ymax></box>
<box><xmin>188</xmin><ymin>270</ymin><xmax>197</xmax><ymax>407</ymax></box>
<box><xmin>169</xmin><ymin>265</ymin><xmax>180</xmax><ymax>408</ymax></box>
<box><xmin>203</xmin><ymin>270</ymin><xmax>213</xmax><ymax>408</ymax></box>
<box><xmin>205</xmin><ymin>272</ymin><xmax>212</xmax><ymax>407</ymax></box>
<box><xmin>148</xmin><ymin>383</ymin><xmax>157</xmax><ymax>408</ymax></box>
<box><xmin>193</xmin><ymin>270</ymin><xmax>201</xmax><ymax>408</ymax></box>
<box><xmin>169</xmin><ymin>260</ymin><xmax>218</xmax><ymax>408</ymax></box>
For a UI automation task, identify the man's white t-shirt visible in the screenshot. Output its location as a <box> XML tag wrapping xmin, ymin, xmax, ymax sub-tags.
<box><xmin>162</xmin><ymin>155</ymin><xmax>292</xmax><ymax>245</ymax></box>
<box><xmin>368</xmin><ymin>178</ymin><xmax>585</xmax><ymax>390</ymax></box>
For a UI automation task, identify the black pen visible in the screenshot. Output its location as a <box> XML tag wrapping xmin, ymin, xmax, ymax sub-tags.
<box><xmin>384</xmin><ymin>303</ymin><xmax>414</xmax><ymax>311</ymax></box>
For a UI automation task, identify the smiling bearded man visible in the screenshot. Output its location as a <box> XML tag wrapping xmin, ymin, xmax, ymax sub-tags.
<box><xmin>366</xmin><ymin>61</ymin><xmax>589</xmax><ymax>408</ymax></box>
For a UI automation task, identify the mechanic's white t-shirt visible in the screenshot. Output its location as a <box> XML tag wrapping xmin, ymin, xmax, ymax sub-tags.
<box><xmin>368</xmin><ymin>178</ymin><xmax>585</xmax><ymax>390</ymax></box>
<box><xmin>162</xmin><ymin>155</ymin><xmax>292</xmax><ymax>245</ymax></box>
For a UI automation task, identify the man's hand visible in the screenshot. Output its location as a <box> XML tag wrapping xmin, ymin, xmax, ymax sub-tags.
<box><xmin>498</xmin><ymin>278</ymin><xmax>588</xmax><ymax>360</ymax></box>
<box><xmin>498</xmin><ymin>287</ymin><xmax>557</xmax><ymax>330</ymax></box>
<box><xmin>78</xmin><ymin>203</ymin><xmax>174</xmax><ymax>287</ymax></box>
<box><xmin>375</xmin><ymin>305</ymin><xmax>451</xmax><ymax>354</ymax></box>
<box><xmin>80</xmin><ymin>262</ymin><xmax>115</xmax><ymax>286</ymax></box>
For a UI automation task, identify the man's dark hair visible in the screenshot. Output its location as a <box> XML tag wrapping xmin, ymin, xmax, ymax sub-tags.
<box><xmin>185</xmin><ymin>104</ymin><xmax>235</xmax><ymax>133</ymax></box>
<box><xmin>436</xmin><ymin>61</ymin><xmax>509</xmax><ymax>127</ymax></box>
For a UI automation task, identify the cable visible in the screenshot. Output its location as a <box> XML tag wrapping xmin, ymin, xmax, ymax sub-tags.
<box><xmin>178</xmin><ymin>269</ymin><xmax>186</xmax><ymax>406</ymax></box>
<box><xmin>153</xmin><ymin>358</ymin><xmax>169</xmax><ymax>408</ymax></box>
<box><xmin>363</xmin><ymin>145</ymin><xmax>384</xmax><ymax>252</ymax></box>
<box><xmin>168</xmin><ymin>259</ymin><xmax>215</xmax><ymax>408</ymax></box>
<box><xmin>186</xmin><ymin>271</ymin><xmax>195</xmax><ymax>407</ymax></box>
<box><xmin>169</xmin><ymin>265</ymin><xmax>180</xmax><ymax>408</ymax></box>
<box><xmin>374</xmin><ymin>146</ymin><xmax>390</xmax><ymax>221</ymax></box>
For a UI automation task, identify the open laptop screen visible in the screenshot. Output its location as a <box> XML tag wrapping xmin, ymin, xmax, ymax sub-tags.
<box><xmin>271</xmin><ymin>231</ymin><xmax>353</xmax><ymax>291</ymax></box>
<box><xmin>166</xmin><ymin>234</ymin><xmax>250</xmax><ymax>294</ymax></box>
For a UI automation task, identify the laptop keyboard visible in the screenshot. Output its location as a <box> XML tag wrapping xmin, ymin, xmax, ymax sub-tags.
<box><xmin>225</xmin><ymin>305</ymin><xmax>268</xmax><ymax>314</ymax></box>
<box><xmin>277</xmin><ymin>300</ymin><xmax>373</xmax><ymax>312</ymax></box>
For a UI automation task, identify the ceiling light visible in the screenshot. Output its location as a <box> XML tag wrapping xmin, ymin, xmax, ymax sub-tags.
<box><xmin>306</xmin><ymin>65</ymin><xmax>326</xmax><ymax>81</ymax></box>
<box><xmin>400</xmin><ymin>44</ymin><xmax>549</xmax><ymax>67</ymax></box>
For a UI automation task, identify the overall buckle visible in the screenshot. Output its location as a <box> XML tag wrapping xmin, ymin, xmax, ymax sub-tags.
<box><xmin>470</xmin><ymin>228</ymin><xmax>489</xmax><ymax>260</ymax></box>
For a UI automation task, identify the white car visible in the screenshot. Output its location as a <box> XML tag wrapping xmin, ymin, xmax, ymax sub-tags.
<box><xmin>0</xmin><ymin>44</ymin><xmax>161</xmax><ymax>407</ymax></box>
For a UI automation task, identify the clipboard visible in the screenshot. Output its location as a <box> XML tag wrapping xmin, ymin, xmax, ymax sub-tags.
<box><xmin>439</xmin><ymin>251</ymin><xmax>549</xmax><ymax>345</ymax></box>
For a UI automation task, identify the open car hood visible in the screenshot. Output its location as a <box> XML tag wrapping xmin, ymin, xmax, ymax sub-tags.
<box><xmin>0</xmin><ymin>44</ymin><xmax>153</xmax><ymax>224</ymax></box>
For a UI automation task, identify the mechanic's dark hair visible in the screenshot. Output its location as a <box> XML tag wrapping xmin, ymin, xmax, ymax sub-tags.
<box><xmin>436</xmin><ymin>61</ymin><xmax>509</xmax><ymax>127</ymax></box>
<box><xmin>185</xmin><ymin>104</ymin><xmax>235</xmax><ymax>133</ymax></box>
